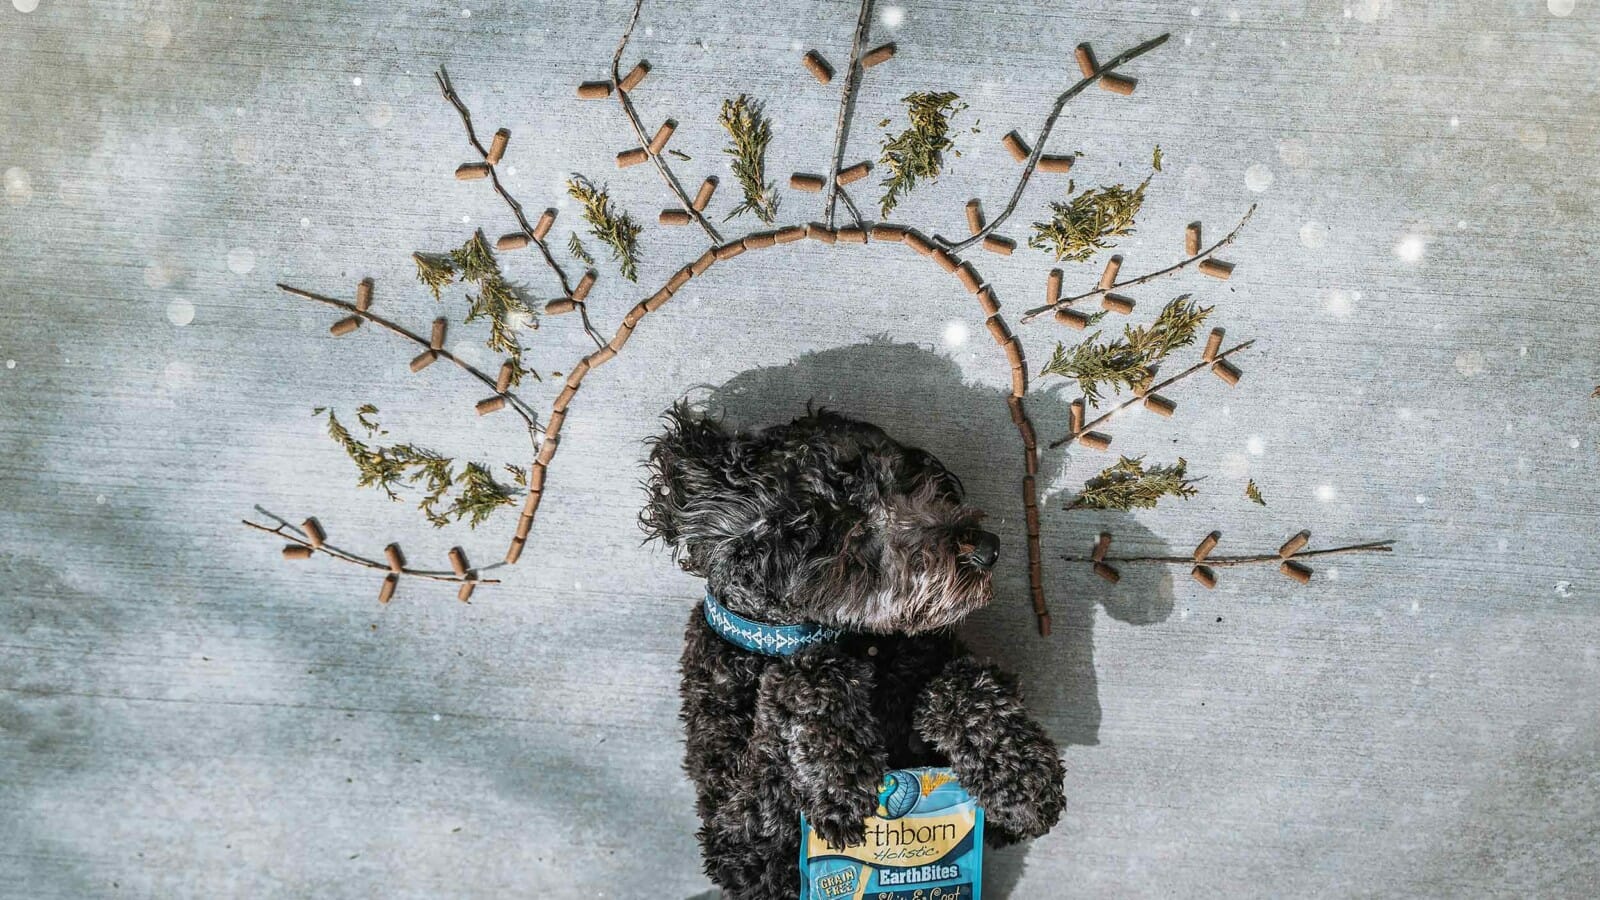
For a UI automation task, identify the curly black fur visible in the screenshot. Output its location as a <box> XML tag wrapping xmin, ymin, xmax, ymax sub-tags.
<box><xmin>642</xmin><ymin>404</ymin><xmax>1066</xmax><ymax>900</ymax></box>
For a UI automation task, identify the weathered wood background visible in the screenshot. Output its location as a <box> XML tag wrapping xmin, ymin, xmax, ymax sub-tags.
<box><xmin>3</xmin><ymin>0</ymin><xmax>1598</xmax><ymax>896</ymax></box>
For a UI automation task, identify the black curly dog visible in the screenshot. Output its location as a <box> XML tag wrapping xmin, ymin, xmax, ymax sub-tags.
<box><xmin>641</xmin><ymin>404</ymin><xmax>1065</xmax><ymax>900</ymax></box>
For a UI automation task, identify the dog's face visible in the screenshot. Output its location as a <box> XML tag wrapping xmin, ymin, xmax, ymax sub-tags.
<box><xmin>641</xmin><ymin>404</ymin><xmax>999</xmax><ymax>634</ymax></box>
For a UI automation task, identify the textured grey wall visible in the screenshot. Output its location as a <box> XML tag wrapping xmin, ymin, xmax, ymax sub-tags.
<box><xmin>3</xmin><ymin>0</ymin><xmax>1598</xmax><ymax>897</ymax></box>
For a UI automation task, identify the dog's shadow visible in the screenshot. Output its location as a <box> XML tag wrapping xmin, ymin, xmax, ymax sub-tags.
<box><xmin>696</xmin><ymin>337</ymin><xmax>1176</xmax><ymax>899</ymax></box>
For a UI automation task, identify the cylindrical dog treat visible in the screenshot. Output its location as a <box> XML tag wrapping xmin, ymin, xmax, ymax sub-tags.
<box><xmin>1199</xmin><ymin>258</ymin><xmax>1234</xmax><ymax>280</ymax></box>
<box><xmin>608</xmin><ymin>326</ymin><xmax>633</xmax><ymax>353</ymax></box>
<box><xmin>545</xmin><ymin>298</ymin><xmax>577</xmax><ymax>315</ymax></box>
<box><xmin>648</xmin><ymin>120</ymin><xmax>676</xmax><ymax>154</ymax></box>
<box><xmin>429</xmin><ymin>317</ymin><xmax>446</xmax><ymax>350</ymax></box>
<box><xmin>409</xmin><ymin>350</ymin><xmax>437</xmax><ymax>372</ymax></box>
<box><xmin>546</xmin><ymin>408</ymin><xmax>567</xmax><ymax>435</ymax></box>
<box><xmin>620</xmin><ymin>61</ymin><xmax>650</xmax><ymax>91</ymax></box>
<box><xmin>1212</xmin><ymin>360</ymin><xmax>1242</xmax><ymax>385</ymax></box>
<box><xmin>330</xmin><ymin>316</ymin><xmax>362</xmax><ymax>336</ymax></box>
<box><xmin>457</xmin><ymin>581</ymin><xmax>476</xmax><ymax>603</ymax></box>
<box><xmin>1002</xmin><ymin>131</ymin><xmax>1030</xmax><ymax>162</ymax></box>
<box><xmin>505</xmin><ymin>533</ymin><xmax>527</xmax><ymax>565</ymax></box>
<box><xmin>985</xmin><ymin>316</ymin><xmax>1009</xmax><ymax>344</ymax></box>
<box><xmin>659</xmin><ymin>208</ymin><xmax>691</xmax><ymax>226</ymax></box>
<box><xmin>300</xmin><ymin>518</ymin><xmax>325</xmax><ymax>548</ymax></box>
<box><xmin>1100</xmin><ymin>72</ymin><xmax>1136</xmax><ymax>95</ymax></box>
<box><xmin>836</xmin><ymin>162</ymin><xmax>871</xmax><ymax>186</ymax></box>
<box><xmin>743</xmin><ymin>231</ymin><xmax>777</xmax><ymax>250</ymax></box>
<box><xmin>1143</xmin><ymin>394</ymin><xmax>1176</xmax><ymax>417</ymax></box>
<box><xmin>714</xmin><ymin>241</ymin><xmax>747</xmax><ymax>259</ymax></box>
<box><xmin>1011</xmin><ymin>365</ymin><xmax>1027</xmax><ymax>397</ymax></box>
<box><xmin>1203</xmin><ymin>327</ymin><xmax>1224</xmax><ymax>362</ymax></box>
<box><xmin>622</xmin><ymin>301</ymin><xmax>649</xmax><ymax>327</ymax></box>
<box><xmin>496</xmin><ymin>361</ymin><xmax>514</xmax><ymax>392</ymax></box>
<box><xmin>1055</xmin><ymin>308</ymin><xmax>1091</xmax><ymax>329</ymax></box>
<box><xmin>455</xmin><ymin>163</ymin><xmax>491</xmax><ymax>180</ymax></box>
<box><xmin>1186</xmin><ymin>222</ymin><xmax>1202</xmax><ymax>256</ymax></box>
<box><xmin>965</xmin><ymin>199</ymin><xmax>984</xmax><ymax>235</ymax></box>
<box><xmin>666</xmin><ymin>266</ymin><xmax>693</xmax><ymax>292</ymax></box>
<box><xmin>384</xmin><ymin>543</ymin><xmax>405</xmax><ymax>572</ymax></box>
<box><xmin>1092</xmin><ymin>532</ymin><xmax>1111</xmax><ymax>562</ymax></box>
<box><xmin>904</xmin><ymin>231</ymin><xmax>934</xmax><ymax>255</ymax></box>
<box><xmin>1280</xmin><ymin>560</ymin><xmax>1313</xmax><ymax>583</ymax></box>
<box><xmin>776</xmin><ymin>225</ymin><xmax>808</xmax><ymax>243</ymax></box>
<box><xmin>355</xmin><ymin>278</ymin><xmax>373</xmax><ymax>312</ymax></box>
<box><xmin>692</xmin><ymin>177</ymin><xmax>717</xmax><ymax>211</ymax></box>
<box><xmin>807</xmin><ymin>224</ymin><xmax>837</xmax><ymax>244</ymax></box>
<box><xmin>577</xmin><ymin>80</ymin><xmax>613</xmax><ymax>99</ymax></box>
<box><xmin>476</xmin><ymin>396</ymin><xmax>506</xmax><ymax>415</ymax></box>
<box><xmin>1102</xmin><ymin>293</ymin><xmax>1136</xmax><ymax>315</ymax></box>
<box><xmin>982</xmin><ymin>235</ymin><xmax>1015</xmax><ymax>256</ymax></box>
<box><xmin>956</xmin><ymin>264</ymin><xmax>983</xmax><ymax>294</ymax></box>
<box><xmin>496</xmin><ymin>231</ymin><xmax>531</xmax><ymax>250</ymax></box>
<box><xmin>1070</xmin><ymin>398</ymin><xmax>1084</xmax><ymax>434</ymax></box>
<box><xmin>1074</xmin><ymin>43</ymin><xmax>1098</xmax><ymax>78</ymax></box>
<box><xmin>282</xmin><ymin>544</ymin><xmax>313</xmax><ymax>559</ymax></box>
<box><xmin>978</xmin><ymin>286</ymin><xmax>1000</xmax><ymax>316</ymax></box>
<box><xmin>1046</xmin><ymin>268</ymin><xmax>1063</xmax><ymax>305</ymax></box>
<box><xmin>862</xmin><ymin>43</ymin><xmax>896</xmax><ymax>68</ymax></box>
<box><xmin>871</xmin><ymin>224</ymin><xmax>906</xmax><ymax>243</ymax></box>
<box><xmin>932</xmin><ymin>249</ymin><xmax>959</xmax><ymax>273</ymax></box>
<box><xmin>1079</xmin><ymin>431</ymin><xmax>1112</xmax><ymax>450</ymax></box>
<box><xmin>573</xmin><ymin>270</ymin><xmax>596</xmax><ymax>301</ymax></box>
<box><xmin>802</xmin><ymin>50</ymin><xmax>833</xmax><ymax>83</ymax></box>
<box><xmin>1192</xmin><ymin>565</ymin><xmax>1217</xmax><ymax>589</ymax></box>
<box><xmin>616</xmin><ymin>147</ymin><xmax>649</xmax><ymax>168</ymax></box>
<box><xmin>1037</xmin><ymin>154</ymin><xmax>1074</xmax><ymax>173</ymax></box>
<box><xmin>533</xmin><ymin>209</ymin><xmax>556</xmax><ymax>240</ymax></box>
<box><xmin>688</xmin><ymin>249</ymin><xmax>716</xmax><ymax>275</ymax></box>
<box><xmin>487</xmin><ymin>128</ymin><xmax>510</xmax><ymax>165</ymax></box>
<box><xmin>378</xmin><ymin>573</ymin><xmax>398</xmax><ymax>604</ymax></box>
<box><xmin>837</xmin><ymin>227</ymin><xmax>868</xmax><ymax>244</ymax></box>
<box><xmin>1026</xmin><ymin>504</ymin><xmax>1040</xmax><ymax>534</ymax></box>
<box><xmin>1279</xmin><ymin>531</ymin><xmax>1310</xmax><ymax>558</ymax></box>
<box><xmin>1194</xmin><ymin>531</ymin><xmax>1220</xmax><ymax>561</ymax></box>
<box><xmin>1094</xmin><ymin>561</ymin><xmax>1121</xmax><ymax>583</ymax></box>
<box><xmin>1100</xmin><ymin>255</ymin><xmax>1122</xmax><ymax>290</ymax></box>
<box><xmin>448</xmin><ymin>546</ymin><xmax>469</xmax><ymax>576</ymax></box>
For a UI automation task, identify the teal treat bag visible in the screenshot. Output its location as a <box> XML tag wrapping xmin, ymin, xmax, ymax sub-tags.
<box><xmin>799</xmin><ymin>767</ymin><xmax>983</xmax><ymax>899</ymax></box>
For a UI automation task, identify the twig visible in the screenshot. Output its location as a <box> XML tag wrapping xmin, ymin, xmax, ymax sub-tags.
<box><xmin>823</xmin><ymin>0</ymin><xmax>875</xmax><ymax>228</ymax></box>
<box><xmin>244</xmin><ymin>508</ymin><xmax>503</xmax><ymax>584</ymax></box>
<box><xmin>835</xmin><ymin>185</ymin><xmax>868</xmax><ymax>230</ymax></box>
<box><xmin>1062</xmin><ymin>540</ymin><xmax>1395</xmax><ymax>566</ymax></box>
<box><xmin>1048</xmin><ymin>340</ymin><xmax>1255</xmax><ymax>449</ymax></box>
<box><xmin>1019</xmin><ymin>205</ymin><xmax>1257</xmax><ymax>323</ymax></box>
<box><xmin>932</xmin><ymin>33</ymin><xmax>1170</xmax><ymax>253</ymax></box>
<box><xmin>275</xmin><ymin>283</ymin><xmax>542</xmax><ymax>440</ymax></box>
<box><xmin>611</xmin><ymin>0</ymin><xmax>724</xmax><ymax>244</ymax></box>
<box><xmin>435</xmin><ymin>69</ymin><xmax>608</xmax><ymax>350</ymax></box>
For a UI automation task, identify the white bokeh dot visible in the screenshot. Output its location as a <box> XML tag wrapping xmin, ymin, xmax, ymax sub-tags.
<box><xmin>4</xmin><ymin>360</ymin><xmax>14</xmax><ymax>370</ymax></box>
<box><xmin>1244</xmin><ymin>164</ymin><xmax>1274</xmax><ymax>192</ymax></box>
<box><xmin>1316</xmin><ymin>485</ymin><xmax>1336</xmax><ymax>502</ymax></box>
<box><xmin>461</xmin><ymin>7</ymin><xmax>471</xmax><ymax>17</ymax></box>
<box><xmin>1300</xmin><ymin>221</ymin><xmax>1329</xmax><ymax>249</ymax></box>
<box><xmin>352</xmin><ymin>76</ymin><xmax>362</xmax><ymax>86</ymax></box>
<box><xmin>300</xmin><ymin>217</ymin><xmax>310</xmax><ymax>227</ymax></box>
<box><xmin>1415</xmin><ymin>494</ymin><xmax>1428</xmax><ymax>505</ymax></box>
<box><xmin>1454</xmin><ymin>350</ymin><xmax>1485</xmax><ymax>376</ymax></box>
<box><xmin>1246</xmin><ymin>435</ymin><xmax>1265</xmax><ymax>456</ymax></box>
<box><xmin>4</xmin><ymin>167</ymin><xmax>33</xmax><ymax>204</ymax></box>
<box><xmin>226</xmin><ymin>247</ymin><xmax>256</xmax><ymax>274</ymax></box>
<box><xmin>1278</xmin><ymin>139</ymin><xmax>1309</xmax><ymax>168</ymax></box>
<box><xmin>166</xmin><ymin>299</ymin><xmax>195</xmax><ymax>326</ymax></box>
<box><xmin>13</xmin><ymin>0</ymin><xmax>40</xmax><ymax>12</ymax></box>
<box><xmin>1569</xmin><ymin>437</ymin><xmax>1581</xmax><ymax>449</ymax></box>
<box><xmin>880</xmin><ymin>5</ymin><xmax>904</xmax><ymax>27</ymax></box>
<box><xmin>1394</xmin><ymin>233</ymin><xmax>1426</xmax><ymax>263</ymax></box>
<box><xmin>941</xmin><ymin>320</ymin><xmax>968</xmax><ymax>348</ymax></box>
<box><xmin>1549</xmin><ymin>0</ymin><xmax>1575</xmax><ymax>16</ymax></box>
<box><xmin>96</xmin><ymin>494</ymin><xmax>106</xmax><ymax>505</ymax></box>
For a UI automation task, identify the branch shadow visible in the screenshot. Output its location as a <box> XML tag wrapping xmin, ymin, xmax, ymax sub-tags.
<box><xmin>696</xmin><ymin>337</ymin><xmax>1176</xmax><ymax>899</ymax></box>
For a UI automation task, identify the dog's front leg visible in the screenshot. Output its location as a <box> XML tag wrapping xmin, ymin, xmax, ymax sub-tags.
<box><xmin>913</xmin><ymin>656</ymin><xmax>1065</xmax><ymax>845</ymax></box>
<box><xmin>758</xmin><ymin>646</ymin><xmax>887</xmax><ymax>851</ymax></box>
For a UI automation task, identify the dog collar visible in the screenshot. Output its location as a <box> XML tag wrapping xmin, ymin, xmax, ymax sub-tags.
<box><xmin>702</xmin><ymin>592</ymin><xmax>841</xmax><ymax>657</ymax></box>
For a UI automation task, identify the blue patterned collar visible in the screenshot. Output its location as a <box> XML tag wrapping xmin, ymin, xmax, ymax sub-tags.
<box><xmin>702</xmin><ymin>592</ymin><xmax>842</xmax><ymax>657</ymax></box>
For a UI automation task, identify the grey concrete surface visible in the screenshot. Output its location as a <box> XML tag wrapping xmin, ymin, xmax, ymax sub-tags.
<box><xmin>3</xmin><ymin>0</ymin><xmax>1599</xmax><ymax>897</ymax></box>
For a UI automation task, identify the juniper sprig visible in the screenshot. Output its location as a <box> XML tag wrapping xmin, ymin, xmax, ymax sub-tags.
<box><xmin>567</xmin><ymin>233</ymin><xmax>595</xmax><ymax>267</ymax></box>
<box><xmin>1041</xmin><ymin>296</ymin><xmax>1212</xmax><ymax>403</ymax></box>
<box><xmin>878</xmin><ymin>91</ymin><xmax>965</xmax><ymax>218</ymax></box>
<box><xmin>1245</xmin><ymin>479</ymin><xmax>1266</xmax><ymax>506</ymax></box>
<box><xmin>567</xmin><ymin>174</ymin><xmax>643</xmax><ymax>282</ymax></box>
<box><xmin>1029</xmin><ymin>176</ymin><xmax>1151</xmax><ymax>262</ymax></box>
<box><xmin>449</xmin><ymin>230</ymin><xmax>500</xmax><ymax>283</ymax></box>
<box><xmin>1070</xmin><ymin>455</ymin><xmax>1197</xmax><ymax>511</ymax></box>
<box><xmin>413</xmin><ymin>252</ymin><xmax>456</xmax><ymax>301</ymax></box>
<box><xmin>718</xmin><ymin>94</ymin><xmax>779</xmax><ymax>225</ymax></box>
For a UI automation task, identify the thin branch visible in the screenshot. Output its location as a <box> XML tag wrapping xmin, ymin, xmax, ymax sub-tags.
<box><xmin>611</xmin><ymin>0</ymin><xmax>723</xmax><ymax>244</ymax></box>
<box><xmin>933</xmin><ymin>33</ymin><xmax>1170</xmax><ymax>253</ymax></box>
<box><xmin>275</xmin><ymin>283</ymin><xmax>542</xmax><ymax>440</ymax></box>
<box><xmin>1063</xmin><ymin>540</ymin><xmax>1395</xmax><ymax>566</ymax></box>
<box><xmin>435</xmin><ymin>69</ymin><xmax>608</xmax><ymax>350</ymax></box>
<box><xmin>823</xmin><ymin>0</ymin><xmax>875</xmax><ymax>228</ymax></box>
<box><xmin>835</xmin><ymin>184</ymin><xmax>868</xmax><ymax>230</ymax></box>
<box><xmin>1048</xmin><ymin>340</ymin><xmax>1255</xmax><ymax>449</ymax></box>
<box><xmin>244</xmin><ymin>508</ymin><xmax>504</xmax><ymax>584</ymax></box>
<box><xmin>1019</xmin><ymin>205</ymin><xmax>1257</xmax><ymax>323</ymax></box>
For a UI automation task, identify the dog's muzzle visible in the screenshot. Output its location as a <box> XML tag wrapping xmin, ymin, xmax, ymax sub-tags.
<box><xmin>964</xmin><ymin>530</ymin><xmax>1000</xmax><ymax>569</ymax></box>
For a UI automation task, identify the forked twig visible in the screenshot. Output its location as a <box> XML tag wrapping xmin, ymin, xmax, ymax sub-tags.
<box><xmin>245</xmin><ymin>508</ymin><xmax>503</xmax><ymax>585</ymax></box>
<box><xmin>1049</xmin><ymin>340</ymin><xmax>1256</xmax><ymax>449</ymax></box>
<box><xmin>823</xmin><ymin>0</ymin><xmax>875</xmax><ymax>228</ymax></box>
<box><xmin>1064</xmin><ymin>541</ymin><xmax>1395</xmax><ymax>566</ymax></box>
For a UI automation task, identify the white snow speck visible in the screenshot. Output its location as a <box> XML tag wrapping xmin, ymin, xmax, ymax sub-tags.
<box><xmin>365</xmin><ymin>101</ymin><xmax>394</xmax><ymax>129</ymax></box>
<box><xmin>461</xmin><ymin>215</ymin><xmax>471</xmax><ymax>223</ymax></box>
<box><xmin>1549</xmin><ymin>0</ymin><xmax>1575</xmax><ymax>16</ymax></box>
<box><xmin>461</xmin><ymin>8</ymin><xmax>471</xmax><ymax>18</ymax></box>
<box><xmin>166</xmin><ymin>299</ymin><xmax>195</xmax><ymax>326</ymax></box>
<box><xmin>4</xmin><ymin>360</ymin><xmax>14</xmax><ymax>370</ymax></box>
<box><xmin>96</xmin><ymin>494</ymin><xmax>106</xmax><ymax>504</ymax></box>
<box><xmin>880</xmin><ymin>5</ymin><xmax>905</xmax><ymax>27</ymax></box>
<box><xmin>1555</xmin><ymin>581</ymin><xmax>1572</xmax><ymax>598</ymax></box>
<box><xmin>163</xmin><ymin>360</ymin><xmax>194</xmax><ymax>386</ymax></box>
<box><xmin>3</xmin><ymin>167</ymin><xmax>33</xmax><ymax>204</ymax></box>
<box><xmin>1221</xmin><ymin>452</ymin><xmax>1249</xmax><ymax>479</ymax></box>
<box><xmin>433</xmin><ymin>713</ymin><xmax>442</xmax><ymax>721</ymax></box>
<box><xmin>1244</xmin><ymin>164</ymin><xmax>1274</xmax><ymax>192</ymax></box>
<box><xmin>300</xmin><ymin>217</ymin><xmax>311</xmax><ymax>228</ymax></box>
<box><xmin>1352</xmin><ymin>0</ymin><xmax>1387</xmax><ymax>22</ymax></box>
<box><xmin>1327</xmin><ymin>288</ymin><xmax>1355</xmax><ymax>316</ymax></box>
<box><xmin>644</xmin><ymin>26</ymin><xmax>652</xmax><ymax>37</ymax></box>
<box><xmin>1190</xmin><ymin>5</ymin><xmax>1201</xmax><ymax>16</ymax></box>
<box><xmin>1246</xmin><ymin>435</ymin><xmax>1265</xmax><ymax>456</ymax></box>
<box><xmin>144</xmin><ymin>261</ymin><xmax>177</xmax><ymax>289</ymax></box>
<box><xmin>1415</xmin><ymin>494</ymin><xmax>1427</xmax><ymax>505</ymax></box>
<box><xmin>226</xmin><ymin>247</ymin><xmax>256</xmax><ymax>275</ymax></box>
<box><xmin>1278</xmin><ymin>139</ymin><xmax>1309</xmax><ymax>168</ymax></box>
<box><xmin>1300</xmin><ymin>221</ymin><xmax>1329</xmax><ymax>249</ymax></box>
<box><xmin>942</xmin><ymin>320</ymin><xmax>968</xmax><ymax>348</ymax></box>
<box><xmin>1453</xmin><ymin>350</ymin><xmax>1484</xmax><ymax>376</ymax></box>
<box><xmin>1449</xmin><ymin>115</ymin><xmax>1459</xmax><ymax>129</ymax></box>
<box><xmin>1569</xmin><ymin>437</ymin><xmax>1581</xmax><ymax>449</ymax></box>
<box><xmin>1316</xmin><ymin>484</ymin><xmax>1336</xmax><ymax>502</ymax></box>
<box><xmin>352</xmin><ymin>76</ymin><xmax>362</xmax><ymax>86</ymax></box>
<box><xmin>1410</xmin><ymin>599</ymin><xmax>1420</xmax><ymax>614</ymax></box>
<box><xmin>1325</xmin><ymin>566</ymin><xmax>1340</xmax><ymax>581</ymax></box>
<box><xmin>1394</xmin><ymin>233</ymin><xmax>1426</xmax><ymax>263</ymax></box>
<box><xmin>13</xmin><ymin>0</ymin><xmax>39</xmax><ymax>12</ymax></box>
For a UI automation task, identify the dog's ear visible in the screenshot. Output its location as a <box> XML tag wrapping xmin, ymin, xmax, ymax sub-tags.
<box><xmin>639</xmin><ymin>403</ymin><xmax>737</xmax><ymax>562</ymax></box>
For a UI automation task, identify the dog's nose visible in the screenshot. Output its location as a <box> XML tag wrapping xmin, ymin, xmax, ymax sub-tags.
<box><xmin>967</xmin><ymin>530</ymin><xmax>1000</xmax><ymax>569</ymax></box>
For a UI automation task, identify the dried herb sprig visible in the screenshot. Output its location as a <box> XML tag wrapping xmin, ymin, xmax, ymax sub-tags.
<box><xmin>450</xmin><ymin>230</ymin><xmax>500</xmax><ymax>283</ymax></box>
<box><xmin>1245</xmin><ymin>479</ymin><xmax>1266</xmax><ymax>506</ymax></box>
<box><xmin>878</xmin><ymin>91</ymin><xmax>965</xmax><ymax>217</ymax></box>
<box><xmin>1041</xmin><ymin>296</ymin><xmax>1212</xmax><ymax>403</ymax></box>
<box><xmin>320</xmin><ymin>408</ymin><xmax>516</xmax><ymax>528</ymax></box>
<box><xmin>567</xmin><ymin>234</ymin><xmax>595</xmax><ymax>267</ymax></box>
<box><xmin>1070</xmin><ymin>455</ymin><xmax>1197</xmax><ymax>510</ymax></box>
<box><xmin>465</xmin><ymin>276</ymin><xmax>536</xmax><ymax>366</ymax></box>
<box><xmin>413</xmin><ymin>253</ymin><xmax>456</xmax><ymax>301</ymax></box>
<box><xmin>718</xmin><ymin>94</ymin><xmax>779</xmax><ymax>224</ymax></box>
<box><xmin>567</xmin><ymin>175</ymin><xmax>642</xmax><ymax>282</ymax></box>
<box><xmin>1029</xmin><ymin>176</ymin><xmax>1151</xmax><ymax>262</ymax></box>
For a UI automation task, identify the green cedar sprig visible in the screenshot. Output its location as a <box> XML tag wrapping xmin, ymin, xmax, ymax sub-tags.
<box><xmin>567</xmin><ymin>233</ymin><xmax>595</xmax><ymax>267</ymax></box>
<box><xmin>1041</xmin><ymin>296</ymin><xmax>1212</xmax><ymax>403</ymax></box>
<box><xmin>566</xmin><ymin>175</ymin><xmax>642</xmax><ymax>282</ymax></box>
<box><xmin>1028</xmin><ymin>176</ymin><xmax>1151</xmax><ymax>262</ymax></box>
<box><xmin>413</xmin><ymin>252</ymin><xmax>456</xmax><ymax>301</ymax></box>
<box><xmin>878</xmin><ymin>91</ymin><xmax>965</xmax><ymax>218</ymax></box>
<box><xmin>1245</xmin><ymin>479</ymin><xmax>1266</xmax><ymax>506</ymax></box>
<box><xmin>718</xmin><ymin>94</ymin><xmax>779</xmax><ymax>224</ymax></box>
<box><xmin>1070</xmin><ymin>455</ymin><xmax>1197</xmax><ymax>511</ymax></box>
